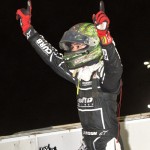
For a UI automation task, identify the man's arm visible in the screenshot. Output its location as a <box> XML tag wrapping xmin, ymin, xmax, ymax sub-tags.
<box><xmin>26</xmin><ymin>27</ymin><xmax>75</xmax><ymax>83</ymax></box>
<box><xmin>16</xmin><ymin>0</ymin><xmax>75</xmax><ymax>84</ymax></box>
<box><xmin>101</xmin><ymin>42</ymin><xmax>123</xmax><ymax>93</ymax></box>
<box><xmin>93</xmin><ymin>7</ymin><xmax>123</xmax><ymax>93</ymax></box>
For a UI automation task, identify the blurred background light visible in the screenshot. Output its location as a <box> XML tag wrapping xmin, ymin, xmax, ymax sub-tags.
<box><xmin>144</xmin><ymin>61</ymin><xmax>150</xmax><ymax>69</ymax></box>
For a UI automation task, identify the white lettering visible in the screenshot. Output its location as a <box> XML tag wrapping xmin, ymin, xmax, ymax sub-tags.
<box><xmin>36</xmin><ymin>39</ymin><xmax>43</xmax><ymax>44</ymax></box>
<box><xmin>102</xmin><ymin>48</ymin><xmax>109</xmax><ymax>61</ymax></box>
<box><xmin>83</xmin><ymin>131</ymin><xmax>97</xmax><ymax>135</ymax></box>
<box><xmin>36</xmin><ymin>38</ymin><xmax>52</xmax><ymax>55</ymax></box>
<box><xmin>26</xmin><ymin>30</ymin><xmax>31</xmax><ymax>39</ymax></box>
<box><xmin>78</xmin><ymin>97</ymin><xmax>93</xmax><ymax>104</ymax></box>
<box><xmin>82</xmin><ymin>81</ymin><xmax>92</xmax><ymax>86</ymax></box>
<box><xmin>99</xmin><ymin>130</ymin><xmax>108</xmax><ymax>136</ymax></box>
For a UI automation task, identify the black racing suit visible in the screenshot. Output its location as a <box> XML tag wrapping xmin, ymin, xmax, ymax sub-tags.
<box><xmin>25</xmin><ymin>27</ymin><xmax>123</xmax><ymax>150</ymax></box>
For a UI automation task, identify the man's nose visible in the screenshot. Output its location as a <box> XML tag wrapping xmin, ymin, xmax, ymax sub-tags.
<box><xmin>71</xmin><ymin>45</ymin><xmax>77</xmax><ymax>51</ymax></box>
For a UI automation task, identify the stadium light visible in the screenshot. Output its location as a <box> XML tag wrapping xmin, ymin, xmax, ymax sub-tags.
<box><xmin>144</xmin><ymin>62</ymin><xmax>149</xmax><ymax>65</ymax></box>
<box><xmin>144</xmin><ymin>60</ymin><xmax>150</xmax><ymax>69</ymax></box>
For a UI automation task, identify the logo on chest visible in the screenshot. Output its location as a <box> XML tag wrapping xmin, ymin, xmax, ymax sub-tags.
<box><xmin>77</xmin><ymin>97</ymin><xmax>94</xmax><ymax>108</ymax></box>
<box><xmin>81</xmin><ymin>81</ymin><xmax>92</xmax><ymax>87</ymax></box>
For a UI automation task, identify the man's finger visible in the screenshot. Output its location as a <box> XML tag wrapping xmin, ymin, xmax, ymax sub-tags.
<box><xmin>27</xmin><ymin>0</ymin><xmax>32</xmax><ymax>14</ymax></box>
<box><xmin>99</xmin><ymin>1</ymin><xmax>105</xmax><ymax>12</ymax></box>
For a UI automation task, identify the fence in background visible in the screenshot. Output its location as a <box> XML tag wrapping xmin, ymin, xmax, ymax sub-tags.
<box><xmin>0</xmin><ymin>112</ymin><xmax>150</xmax><ymax>150</ymax></box>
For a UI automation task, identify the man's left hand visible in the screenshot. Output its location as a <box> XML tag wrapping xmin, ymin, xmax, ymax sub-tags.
<box><xmin>92</xmin><ymin>11</ymin><xmax>112</xmax><ymax>45</ymax></box>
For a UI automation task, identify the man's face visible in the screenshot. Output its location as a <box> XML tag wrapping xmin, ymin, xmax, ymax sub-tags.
<box><xmin>71</xmin><ymin>43</ymin><xmax>86</xmax><ymax>51</ymax></box>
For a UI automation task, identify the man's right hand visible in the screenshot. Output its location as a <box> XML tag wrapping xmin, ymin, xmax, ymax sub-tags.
<box><xmin>16</xmin><ymin>0</ymin><xmax>32</xmax><ymax>35</ymax></box>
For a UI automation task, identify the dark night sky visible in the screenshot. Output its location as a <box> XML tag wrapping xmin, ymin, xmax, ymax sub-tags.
<box><xmin>0</xmin><ymin>0</ymin><xmax>150</xmax><ymax>136</ymax></box>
